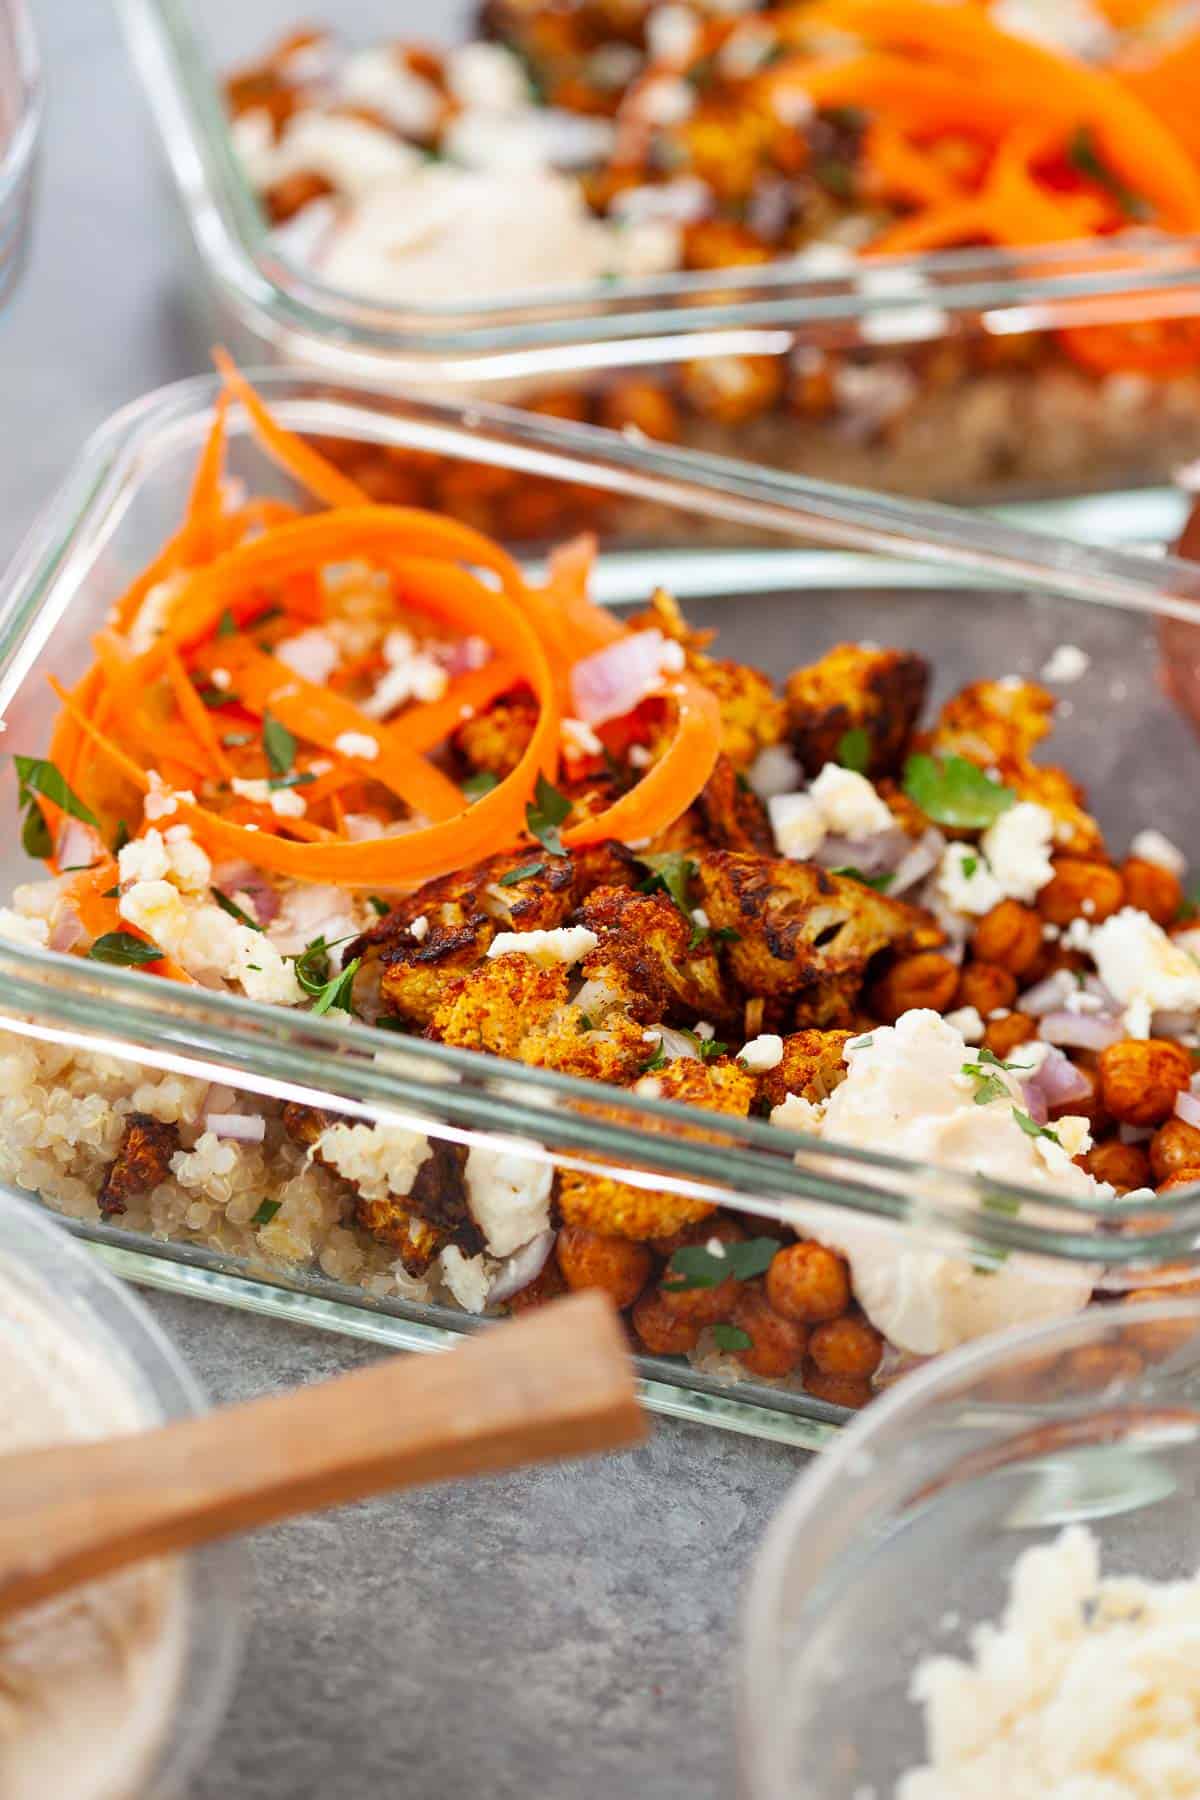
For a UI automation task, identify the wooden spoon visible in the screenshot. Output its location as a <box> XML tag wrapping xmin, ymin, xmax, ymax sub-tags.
<box><xmin>0</xmin><ymin>1289</ymin><xmax>645</xmax><ymax>1622</ymax></box>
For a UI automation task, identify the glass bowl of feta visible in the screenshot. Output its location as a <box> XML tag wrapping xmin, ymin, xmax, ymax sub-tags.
<box><xmin>0</xmin><ymin>0</ymin><xmax>40</xmax><ymax>310</ymax></box>
<box><xmin>0</xmin><ymin>1186</ymin><xmax>243</xmax><ymax>1800</ymax></box>
<box><xmin>740</xmin><ymin>1296</ymin><xmax>1200</xmax><ymax>1799</ymax></box>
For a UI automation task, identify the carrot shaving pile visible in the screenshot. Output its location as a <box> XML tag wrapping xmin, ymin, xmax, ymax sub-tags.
<box><xmin>26</xmin><ymin>362</ymin><xmax>722</xmax><ymax>961</ymax></box>
<box><xmin>759</xmin><ymin>0</ymin><xmax>1200</xmax><ymax>370</ymax></box>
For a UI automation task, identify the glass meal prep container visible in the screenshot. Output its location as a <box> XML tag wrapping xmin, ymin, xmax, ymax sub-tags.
<box><xmin>6</xmin><ymin>366</ymin><xmax>1200</xmax><ymax>1451</ymax></box>
<box><xmin>0</xmin><ymin>0</ymin><xmax>40</xmax><ymax>310</ymax></box>
<box><xmin>117</xmin><ymin>0</ymin><xmax>1200</xmax><ymax>546</ymax></box>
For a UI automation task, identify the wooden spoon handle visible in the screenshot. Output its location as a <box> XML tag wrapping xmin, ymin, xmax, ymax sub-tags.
<box><xmin>0</xmin><ymin>1290</ymin><xmax>644</xmax><ymax>1621</ymax></box>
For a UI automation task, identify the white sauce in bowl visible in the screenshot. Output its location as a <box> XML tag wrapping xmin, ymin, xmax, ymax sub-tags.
<box><xmin>0</xmin><ymin>1269</ymin><xmax>186</xmax><ymax>1800</ymax></box>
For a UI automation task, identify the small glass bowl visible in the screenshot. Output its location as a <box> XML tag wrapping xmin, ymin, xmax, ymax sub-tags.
<box><xmin>0</xmin><ymin>0</ymin><xmax>40</xmax><ymax>308</ymax></box>
<box><xmin>739</xmin><ymin>1299</ymin><xmax>1200</xmax><ymax>1799</ymax></box>
<box><xmin>0</xmin><ymin>1189</ymin><xmax>243</xmax><ymax>1797</ymax></box>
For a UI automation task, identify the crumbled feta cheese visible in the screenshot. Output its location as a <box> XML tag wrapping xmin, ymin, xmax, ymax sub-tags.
<box><xmin>439</xmin><ymin>1245</ymin><xmax>496</xmax><ymax>1315</ymax></box>
<box><xmin>691</xmin><ymin>907</ymin><xmax>710</xmax><ymax>930</ymax></box>
<box><xmin>275</xmin><ymin>628</ymin><xmax>341</xmax><ymax>686</ymax></box>
<box><xmin>486</xmin><ymin>926</ymin><xmax>599</xmax><ymax>969</ymax></box>
<box><xmin>1130</xmin><ymin>828</ymin><xmax>1187</xmax><ymax>878</ymax></box>
<box><xmin>771</xmin><ymin>1093</ymin><xmax>826</xmax><ymax>1134</ymax></box>
<box><xmin>899</xmin><ymin>1524</ymin><xmax>1200</xmax><ymax>1800</ymax></box>
<box><xmin>119</xmin><ymin>827</ymin><xmax>211</xmax><ymax>896</ymax></box>
<box><xmin>768</xmin><ymin>791</ymin><xmax>825</xmax><ymax>861</ymax></box>
<box><xmin>738</xmin><ymin>1033</ymin><xmax>785</xmax><ymax>1072</ymax></box>
<box><xmin>638</xmin><ymin>74</ymin><xmax>695</xmax><ymax>126</ymax></box>
<box><xmin>746</xmin><ymin>743</ymin><xmax>803</xmax><ymax>799</ymax></box>
<box><xmin>694</xmin><ymin>1020</ymin><xmax>715</xmax><ymax>1041</ymax></box>
<box><xmin>332</xmin><ymin>731</ymin><xmax>380</xmax><ymax>762</ymax></box>
<box><xmin>771</xmin><ymin>1010</ymin><xmax>1103</xmax><ymax>1355</ymax></box>
<box><xmin>447</xmin><ymin>41</ymin><xmax>530</xmax><ymax>112</ymax></box>
<box><xmin>360</xmin><ymin>629</ymin><xmax>449</xmax><ymax>717</ymax></box>
<box><xmin>809</xmin><ymin>762</ymin><xmax>894</xmax><ymax>839</ymax></box>
<box><xmin>126</xmin><ymin>574</ymin><xmax>186</xmax><ymax>655</ymax></box>
<box><xmin>0</xmin><ymin>908</ymin><xmax>49</xmax><ymax>950</ymax></box>
<box><xmin>979</xmin><ymin>802</ymin><xmax>1056</xmax><ymax>904</ymax></box>
<box><xmin>118</xmin><ymin>832</ymin><xmax>170</xmax><ymax>887</ymax></box>
<box><xmin>409</xmin><ymin>914</ymin><xmax>429</xmax><ymax>942</ymax></box>
<box><xmin>209</xmin><ymin>667</ymin><xmax>232</xmax><ymax>691</ymax></box>
<box><xmin>1089</xmin><ymin>906</ymin><xmax>1200</xmax><ymax>1039</ymax></box>
<box><xmin>944</xmin><ymin>1005</ymin><xmax>985</xmax><ymax>1044</ymax></box>
<box><xmin>143</xmin><ymin>772</ymin><xmax>195</xmax><ymax>822</ymax></box>
<box><xmin>628</xmin><ymin>744</ymin><xmax>653</xmax><ymax>770</ymax></box>
<box><xmin>314</xmin><ymin>1122</ymin><xmax>430</xmax><ymax>1201</ymax></box>
<box><xmin>560</xmin><ymin>717</ymin><xmax>604</xmax><ymax>760</ymax></box>
<box><xmin>231</xmin><ymin>776</ymin><xmax>307</xmax><ymax>820</ymax></box>
<box><xmin>465</xmin><ymin>1145</ymin><xmax>554</xmax><ymax>1257</ymax></box>
<box><xmin>936</xmin><ymin>843</ymin><xmax>1004</xmax><ymax>917</ymax></box>
<box><xmin>1040</xmin><ymin>642</ymin><xmax>1091</xmax><ymax>684</ymax></box>
<box><xmin>647</xmin><ymin>4</ymin><xmax>701</xmax><ymax>63</ymax></box>
<box><xmin>336</xmin><ymin>46</ymin><xmax>443</xmax><ymax>137</ymax></box>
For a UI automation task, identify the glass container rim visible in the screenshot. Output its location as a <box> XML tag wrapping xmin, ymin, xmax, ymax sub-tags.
<box><xmin>0</xmin><ymin>0</ymin><xmax>42</xmax><ymax>217</ymax></box>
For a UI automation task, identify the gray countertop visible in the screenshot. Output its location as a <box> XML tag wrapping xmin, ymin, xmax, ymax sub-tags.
<box><xmin>1</xmin><ymin>6</ymin><xmax>805</xmax><ymax>1794</ymax></box>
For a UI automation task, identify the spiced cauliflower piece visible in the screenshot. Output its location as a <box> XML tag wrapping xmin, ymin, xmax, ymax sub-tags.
<box><xmin>753</xmin><ymin>1029</ymin><xmax>853</xmax><ymax>1112</ymax></box>
<box><xmin>576</xmin><ymin>885</ymin><xmax>735</xmax><ymax>1029</ymax></box>
<box><xmin>557</xmin><ymin>1055</ymin><xmax>756</xmax><ymax>1241</ymax></box>
<box><xmin>632</xmin><ymin>588</ymin><xmax>786</xmax><ymax>769</ymax></box>
<box><xmin>693</xmin><ymin>851</ymin><xmax>941</xmax><ymax>1028</ymax></box>
<box><xmin>430</xmin><ymin>957</ymin><xmax>570</xmax><ymax>1059</ymax></box>
<box><xmin>97</xmin><ymin>1113</ymin><xmax>180</xmax><ymax>1218</ymax></box>
<box><xmin>452</xmin><ymin>692</ymin><xmax>537</xmax><ymax>779</ymax></box>
<box><xmin>785</xmin><ymin>643</ymin><xmax>928</xmax><ymax>778</ymax></box>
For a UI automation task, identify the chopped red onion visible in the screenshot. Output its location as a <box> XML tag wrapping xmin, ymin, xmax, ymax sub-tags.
<box><xmin>49</xmin><ymin>907</ymin><xmax>86</xmax><ymax>954</ymax></box>
<box><xmin>213</xmin><ymin>864</ymin><xmax>282</xmax><ymax>926</ymax></box>
<box><xmin>487</xmin><ymin>1230</ymin><xmax>556</xmax><ymax>1307</ymax></box>
<box><xmin>569</xmin><ymin>631</ymin><xmax>678</xmax><ymax>727</ymax></box>
<box><xmin>1025</xmin><ymin>1045</ymin><xmax>1092</xmax><ymax>1113</ymax></box>
<box><xmin>1018</xmin><ymin>972</ymin><xmax>1076</xmax><ymax>1017</ymax></box>
<box><xmin>1175</xmin><ymin>1090</ymin><xmax>1200</xmax><ymax>1131</ymax></box>
<box><xmin>889</xmin><ymin>828</ymin><xmax>945</xmax><ymax>895</ymax></box>
<box><xmin>205</xmin><ymin>1113</ymin><xmax>267</xmax><ymax>1142</ymax></box>
<box><xmin>814</xmin><ymin>828</ymin><xmax>908</xmax><ymax>879</ymax></box>
<box><xmin>1038</xmin><ymin>1011</ymin><xmax>1124</xmax><ymax>1051</ymax></box>
<box><xmin>657</xmin><ymin>1025</ymin><xmax>700</xmax><ymax>1062</ymax></box>
<box><xmin>55</xmin><ymin>818</ymin><xmax>103</xmax><ymax>873</ymax></box>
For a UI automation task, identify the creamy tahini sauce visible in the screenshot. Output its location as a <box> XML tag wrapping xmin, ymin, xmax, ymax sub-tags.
<box><xmin>0</xmin><ymin>1270</ymin><xmax>186</xmax><ymax>1800</ymax></box>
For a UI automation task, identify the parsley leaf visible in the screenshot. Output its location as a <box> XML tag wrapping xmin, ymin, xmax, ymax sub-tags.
<box><xmin>211</xmin><ymin>888</ymin><xmax>263</xmax><ymax>931</ymax></box>
<box><xmin>267</xmin><ymin>771</ymin><xmax>316</xmax><ymax>792</ymax></box>
<box><xmin>577</xmin><ymin>1013</ymin><xmax>596</xmax><ymax>1033</ymax></box>
<box><xmin>1011</xmin><ymin>1107</ymin><xmax>1061</xmax><ymax>1147</ymax></box>
<box><xmin>641</xmin><ymin>1042</ymin><xmax>669</xmax><ymax>1074</ymax></box>
<box><xmin>101</xmin><ymin>884</ymin><xmax>119</xmax><ymax>899</ymax></box>
<box><xmin>711</xmin><ymin>1324</ymin><xmax>753</xmax><ymax>1353</ymax></box>
<box><xmin>903</xmin><ymin>753</ymin><xmax>1016</xmax><ymax>829</ymax></box>
<box><xmin>970</xmin><ymin>1074</ymin><xmax>1009</xmax><ymax>1107</ymax></box>
<box><xmin>636</xmin><ymin>850</ymin><xmax>696</xmax><ymax>916</ymax></box>
<box><xmin>88</xmin><ymin>931</ymin><xmax>165</xmax><ymax>967</ymax></box>
<box><xmin>368</xmin><ymin>896</ymin><xmax>389</xmax><ymax>917</ymax></box>
<box><xmin>194</xmin><ymin>684</ymin><xmax>241</xmax><ymax>709</ymax></box>
<box><xmin>498</xmin><ymin>860</ymin><xmax>546</xmax><ymax>887</ymax></box>
<box><xmin>262</xmin><ymin>713</ymin><xmax>296</xmax><ymax>779</ymax></box>
<box><xmin>525</xmin><ymin>773</ymin><xmax>571</xmax><ymax>857</ymax></box>
<box><xmin>697</xmin><ymin>1037</ymin><xmax>729</xmax><ymax>1061</ymax></box>
<box><xmin>664</xmin><ymin>1237</ymin><xmax>781</xmax><ymax>1291</ymax></box>
<box><xmin>462</xmin><ymin>770</ymin><xmax>499</xmax><ymax>802</ymax></box>
<box><xmin>835</xmin><ymin>726</ymin><xmax>871</xmax><ymax>774</ymax></box>
<box><xmin>293</xmin><ymin>933</ymin><xmax>361</xmax><ymax>1015</ymax></box>
<box><xmin>1067</xmin><ymin>125</ymin><xmax>1150</xmax><ymax>221</ymax></box>
<box><xmin>216</xmin><ymin>607</ymin><xmax>238</xmax><ymax>638</ymax></box>
<box><xmin>21</xmin><ymin>803</ymin><xmax>52</xmax><ymax>859</ymax></box>
<box><xmin>830</xmin><ymin>865</ymin><xmax>894</xmax><ymax>892</ymax></box>
<box><xmin>14</xmin><ymin>756</ymin><xmax>99</xmax><ymax>831</ymax></box>
<box><xmin>250</xmin><ymin>1199</ymin><xmax>281</xmax><ymax>1226</ymax></box>
<box><xmin>311</xmin><ymin>956</ymin><xmax>361</xmax><ymax>1017</ymax></box>
<box><xmin>961</xmin><ymin>853</ymin><xmax>979</xmax><ymax>879</ymax></box>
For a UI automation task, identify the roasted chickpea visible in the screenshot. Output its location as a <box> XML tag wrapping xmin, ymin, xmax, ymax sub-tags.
<box><xmin>1150</xmin><ymin>1116</ymin><xmax>1200</xmax><ymax>1184</ymax></box>
<box><xmin>679</xmin><ymin>354</ymin><xmax>785</xmax><ymax>426</ymax></box>
<box><xmin>982</xmin><ymin>1011</ymin><xmax>1038</xmax><ymax>1058</ymax></box>
<box><xmin>729</xmin><ymin>1283</ymin><xmax>808</xmax><ymax>1379</ymax></box>
<box><xmin>1156</xmin><ymin>1168</ymin><xmax>1200</xmax><ymax>1194</ymax></box>
<box><xmin>870</xmin><ymin>952</ymin><xmax>960</xmax><ymax>1024</ymax></box>
<box><xmin>765</xmin><ymin>1241</ymin><xmax>850</xmax><ymax>1325</ymax></box>
<box><xmin>802</xmin><ymin>1366</ymin><xmax>873</xmax><ymax>1410</ymax></box>
<box><xmin>955</xmin><ymin>961</ymin><xmax>1018</xmax><ymax>1018</ymax></box>
<box><xmin>555</xmin><ymin>1225</ymin><xmax>652</xmax><ymax>1310</ymax></box>
<box><xmin>1082</xmin><ymin>1139</ymin><xmax>1150</xmax><ymax>1194</ymax></box>
<box><xmin>507</xmin><ymin>1256</ymin><xmax>567</xmax><ymax>1315</ymax></box>
<box><xmin>528</xmin><ymin>390</ymin><xmax>591</xmax><ymax>425</ymax></box>
<box><xmin>1063</xmin><ymin>1343</ymin><xmax>1144</xmax><ymax>1391</ymax></box>
<box><xmin>1036</xmin><ymin>858</ymin><xmax>1125</xmax><ymax>927</ymax></box>
<box><xmin>972</xmin><ymin>900</ymin><xmax>1043</xmax><ymax>977</ymax></box>
<box><xmin>631</xmin><ymin>1289</ymin><xmax>702</xmax><ymax>1357</ymax></box>
<box><xmin>597</xmin><ymin>380</ymin><xmax>681</xmax><ymax>443</ymax></box>
<box><xmin>807</xmin><ymin>1315</ymin><xmax>884</xmax><ymax>1381</ymax></box>
<box><xmin>1121</xmin><ymin>857</ymin><xmax>1183</xmax><ymax>927</ymax></box>
<box><xmin>1097</xmin><ymin>1039</ymin><xmax>1193</xmax><ymax>1128</ymax></box>
<box><xmin>1121</xmin><ymin>1285</ymin><xmax>1200</xmax><ymax>1359</ymax></box>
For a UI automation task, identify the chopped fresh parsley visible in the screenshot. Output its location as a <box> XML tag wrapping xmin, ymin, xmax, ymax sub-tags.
<box><xmin>1067</xmin><ymin>125</ymin><xmax>1149</xmax><ymax>221</ymax></box>
<box><xmin>830</xmin><ymin>865</ymin><xmax>894</xmax><ymax>892</ymax></box>
<box><xmin>212</xmin><ymin>887</ymin><xmax>263</xmax><ymax>931</ymax></box>
<box><xmin>194</xmin><ymin>683</ymin><xmax>241</xmax><ymax>709</ymax></box>
<box><xmin>1012</xmin><ymin>1107</ymin><xmax>1061</xmax><ymax>1147</ymax></box>
<box><xmin>88</xmin><ymin>931</ymin><xmax>165</xmax><ymax>967</ymax></box>
<box><xmin>961</xmin><ymin>853</ymin><xmax>979</xmax><ymax>880</ymax></box>
<box><xmin>367</xmin><ymin>896</ymin><xmax>389</xmax><ymax>917</ymax></box>
<box><xmin>293</xmin><ymin>933</ymin><xmax>361</xmax><ymax>1015</ymax></box>
<box><xmin>711</xmin><ymin>1324</ymin><xmax>753</xmax><ymax>1353</ymax></box>
<box><xmin>250</xmin><ymin>1199</ymin><xmax>281</xmax><ymax>1226</ymax></box>
<box><xmin>311</xmin><ymin>956</ymin><xmax>361</xmax><ymax>1017</ymax></box>
<box><xmin>216</xmin><ymin>607</ymin><xmax>238</xmax><ymax>639</ymax></box>
<box><xmin>262</xmin><ymin>712</ymin><xmax>296</xmax><ymax>779</ymax></box>
<box><xmin>526</xmin><ymin>772</ymin><xmax>571</xmax><ymax>857</ymax></box>
<box><xmin>697</xmin><ymin>1037</ymin><xmax>729</xmax><ymax>1062</ymax></box>
<box><xmin>499</xmin><ymin>860</ymin><xmax>546</xmax><ymax>887</ymax></box>
<box><xmin>835</xmin><ymin>726</ymin><xmax>871</xmax><ymax>774</ymax></box>
<box><xmin>13</xmin><ymin>755</ymin><xmax>98</xmax><ymax>860</ymax></box>
<box><xmin>972</xmin><ymin>1248</ymin><xmax>1010</xmax><ymax>1275</ymax></box>
<box><xmin>59</xmin><ymin>861</ymin><xmax>99</xmax><ymax>873</ymax></box>
<box><xmin>962</xmin><ymin>1048</ymin><xmax>1030</xmax><ymax>1108</ymax></box>
<box><xmin>101</xmin><ymin>884</ymin><xmax>119</xmax><ymax>899</ymax></box>
<box><xmin>641</xmin><ymin>1042</ymin><xmax>669</xmax><ymax>1074</ymax></box>
<box><xmin>903</xmin><ymin>753</ymin><xmax>1016</xmax><ymax>829</ymax></box>
<box><xmin>636</xmin><ymin>850</ymin><xmax>696</xmax><ymax>916</ymax></box>
<box><xmin>462</xmin><ymin>770</ymin><xmax>499</xmax><ymax>802</ymax></box>
<box><xmin>982</xmin><ymin>1192</ymin><xmax>1021</xmax><ymax>1216</ymax></box>
<box><xmin>664</xmin><ymin>1237</ymin><xmax>781</xmax><ymax>1291</ymax></box>
<box><xmin>577</xmin><ymin>1013</ymin><xmax>596</xmax><ymax>1034</ymax></box>
<box><xmin>267</xmin><ymin>771</ymin><xmax>316</xmax><ymax>792</ymax></box>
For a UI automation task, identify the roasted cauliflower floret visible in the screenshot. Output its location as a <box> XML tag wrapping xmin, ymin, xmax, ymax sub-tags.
<box><xmin>785</xmin><ymin>642</ymin><xmax>929</xmax><ymax>778</ymax></box>
<box><xmin>430</xmin><ymin>958</ymin><xmax>570</xmax><ymax>1059</ymax></box>
<box><xmin>576</xmin><ymin>885</ymin><xmax>734</xmax><ymax>1028</ymax></box>
<box><xmin>754</xmin><ymin>1029</ymin><xmax>854</xmax><ymax>1112</ymax></box>
<box><xmin>519</xmin><ymin>1006</ymin><xmax>656</xmax><ymax>1085</ymax></box>
<box><xmin>452</xmin><ymin>692</ymin><xmax>537</xmax><ymax>778</ymax></box>
<box><xmin>632</xmin><ymin>588</ymin><xmax>785</xmax><ymax>768</ymax></box>
<box><xmin>927</xmin><ymin>678</ymin><xmax>1054</xmax><ymax>767</ymax></box>
<box><xmin>693</xmin><ymin>851</ymin><xmax>941</xmax><ymax>1027</ymax></box>
<box><xmin>695</xmin><ymin>754</ymin><xmax>774</xmax><ymax>853</ymax></box>
<box><xmin>353</xmin><ymin>1198</ymin><xmax>446</xmax><ymax>1276</ymax></box>
<box><xmin>557</xmin><ymin>1054</ymin><xmax>756</xmax><ymax>1241</ymax></box>
<box><xmin>98</xmin><ymin>1113</ymin><xmax>179</xmax><ymax>1218</ymax></box>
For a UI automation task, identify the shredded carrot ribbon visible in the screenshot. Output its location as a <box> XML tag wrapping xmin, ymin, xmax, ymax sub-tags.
<box><xmin>30</xmin><ymin>361</ymin><xmax>723</xmax><ymax>901</ymax></box>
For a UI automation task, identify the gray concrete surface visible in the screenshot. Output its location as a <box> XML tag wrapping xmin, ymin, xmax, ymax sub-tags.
<box><xmin>0</xmin><ymin>6</ymin><xmax>805</xmax><ymax>1794</ymax></box>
